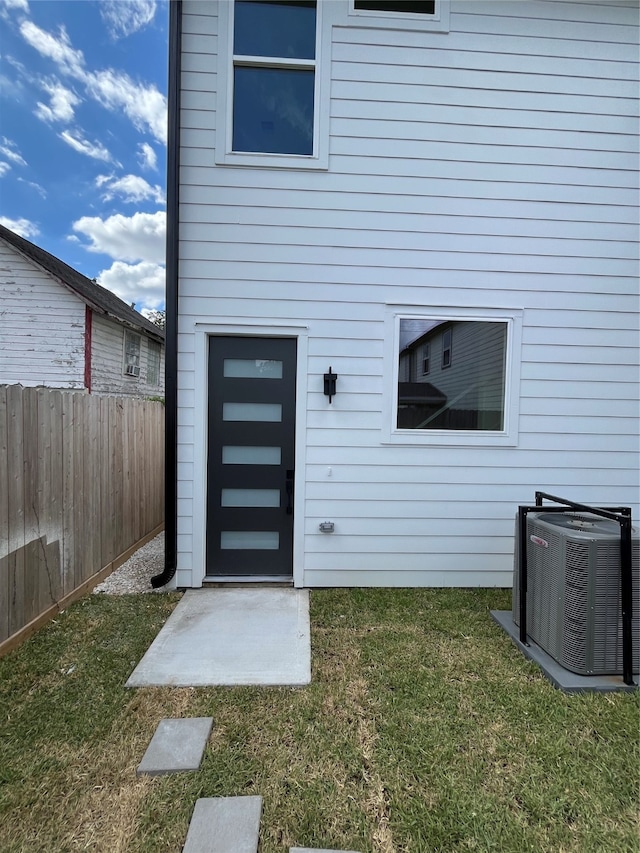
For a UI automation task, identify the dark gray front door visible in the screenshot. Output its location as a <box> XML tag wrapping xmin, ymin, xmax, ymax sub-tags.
<box><xmin>206</xmin><ymin>336</ymin><xmax>296</xmax><ymax>578</ymax></box>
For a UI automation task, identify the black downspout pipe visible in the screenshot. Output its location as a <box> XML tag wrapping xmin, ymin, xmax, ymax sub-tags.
<box><xmin>152</xmin><ymin>0</ymin><xmax>182</xmax><ymax>588</ymax></box>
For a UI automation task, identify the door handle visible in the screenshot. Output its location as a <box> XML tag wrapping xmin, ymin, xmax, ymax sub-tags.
<box><xmin>285</xmin><ymin>469</ymin><xmax>294</xmax><ymax>515</ymax></box>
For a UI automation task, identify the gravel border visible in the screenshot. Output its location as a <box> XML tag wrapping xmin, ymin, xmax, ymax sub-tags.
<box><xmin>92</xmin><ymin>532</ymin><xmax>168</xmax><ymax>595</ymax></box>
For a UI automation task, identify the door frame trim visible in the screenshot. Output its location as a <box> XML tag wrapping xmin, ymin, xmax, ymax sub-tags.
<box><xmin>193</xmin><ymin>321</ymin><xmax>309</xmax><ymax>589</ymax></box>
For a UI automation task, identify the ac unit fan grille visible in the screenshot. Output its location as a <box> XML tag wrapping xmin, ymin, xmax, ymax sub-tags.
<box><xmin>512</xmin><ymin>514</ymin><xmax>639</xmax><ymax>676</ymax></box>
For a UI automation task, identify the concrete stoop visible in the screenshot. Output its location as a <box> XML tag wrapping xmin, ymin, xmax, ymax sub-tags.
<box><xmin>182</xmin><ymin>796</ymin><xmax>360</xmax><ymax>853</ymax></box>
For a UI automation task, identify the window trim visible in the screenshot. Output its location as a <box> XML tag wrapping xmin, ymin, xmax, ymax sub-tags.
<box><xmin>215</xmin><ymin>0</ymin><xmax>330</xmax><ymax>170</ymax></box>
<box><xmin>383</xmin><ymin>305</ymin><xmax>522</xmax><ymax>447</ymax></box>
<box><xmin>147</xmin><ymin>339</ymin><xmax>161</xmax><ymax>386</ymax></box>
<box><xmin>441</xmin><ymin>326</ymin><xmax>452</xmax><ymax>369</ymax></box>
<box><xmin>422</xmin><ymin>342</ymin><xmax>430</xmax><ymax>376</ymax></box>
<box><xmin>348</xmin><ymin>0</ymin><xmax>450</xmax><ymax>33</ymax></box>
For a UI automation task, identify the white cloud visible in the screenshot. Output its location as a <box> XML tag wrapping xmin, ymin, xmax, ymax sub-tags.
<box><xmin>19</xmin><ymin>19</ymin><xmax>167</xmax><ymax>144</ymax></box>
<box><xmin>0</xmin><ymin>216</ymin><xmax>39</xmax><ymax>237</ymax></box>
<box><xmin>59</xmin><ymin>129</ymin><xmax>113</xmax><ymax>162</ymax></box>
<box><xmin>100</xmin><ymin>0</ymin><xmax>156</xmax><ymax>39</ymax></box>
<box><xmin>0</xmin><ymin>136</ymin><xmax>26</xmax><ymax>166</ymax></box>
<box><xmin>0</xmin><ymin>0</ymin><xmax>29</xmax><ymax>19</ymax></box>
<box><xmin>87</xmin><ymin>68</ymin><xmax>166</xmax><ymax>144</ymax></box>
<box><xmin>138</xmin><ymin>141</ymin><xmax>157</xmax><ymax>171</ymax></box>
<box><xmin>98</xmin><ymin>173</ymin><xmax>165</xmax><ymax>204</ymax></box>
<box><xmin>72</xmin><ymin>210</ymin><xmax>165</xmax><ymax>264</ymax></box>
<box><xmin>35</xmin><ymin>80</ymin><xmax>80</xmax><ymax>123</ymax></box>
<box><xmin>0</xmin><ymin>162</ymin><xmax>11</xmax><ymax>177</ymax></box>
<box><xmin>98</xmin><ymin>260</ymin><xmax>165</xmax><ymax>311</ymax></box>
<box><xmin>19</xmin><ymin>21</ymin><xmax>85</xmax><ymax>77</ymax></box>
<box><xmin>17</xmin><ymin>177</ymin><xmax>47</xmax><ymax>197</ymax></box>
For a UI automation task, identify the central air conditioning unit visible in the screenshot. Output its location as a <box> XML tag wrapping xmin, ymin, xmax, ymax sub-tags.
<box><xmin>513</xmin><ymin>512</ymin><xmax>640</xmax><ymax>676</ymax></box>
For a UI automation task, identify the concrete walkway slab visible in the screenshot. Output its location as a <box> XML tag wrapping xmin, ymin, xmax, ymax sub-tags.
<box><xmin>136</xmin><ymin>717</ymin><xmax>213</xmax><ymax>776</ymax></box>
<box><xmin>126</xmin><ymin>588</ymin><xmax>310</xmax><ymax>687</ymax></box>
<box><xmin>183</xmin><ymin>796</ymin><xmax>262</xmax><ymax>853</ymax></box>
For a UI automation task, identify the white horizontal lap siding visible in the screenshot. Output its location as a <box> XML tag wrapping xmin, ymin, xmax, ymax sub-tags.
<box><xmin>0</xmin><ymin>241</ymin><xmax>85</xmax><ymax>388</ymax></box>
<box><xmin>177</xmin><ymin>0</ymin><xmax>639</xmax><ymax>587</ymax></box>
<box><xmin>91</xmin><ymin>315</ymin><xmax>165</xmax><ymax>398</ymax></box>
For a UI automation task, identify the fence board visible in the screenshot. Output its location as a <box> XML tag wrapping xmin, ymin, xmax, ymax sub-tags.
<box><xmin>7</xmin><ymin>385</ymin><xmax>25</xmax><ymax>636</ymax></box>
<box><xmin>62</xmin><ymin>394</ymin><xmax>74</xmax><ymax>597</ymax></box>
<box><xmin>0</xmin><ymin>387</ymin><xmax>9</xmax><ymax>642</ymax></box>
<box><xmin>0</xmin><ymin>387</ymin><xmax>164</xmax><ymax>650</ymax></box>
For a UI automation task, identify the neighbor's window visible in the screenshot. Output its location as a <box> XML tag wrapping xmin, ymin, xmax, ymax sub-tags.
<box><xmin>147</xmin><ymin>340</ymin><xmax>161</xmax><ymax>386</ymax></box>
<box><xmin>124</xmin><ymin>331</ymin><xmax>141</xmax><ymax>378</ymax></box>
<box><xmin>398</xmin><ymin>319</ymin><xmax>507</xmax><ymax>431</ymax></box>
<box><xmin>232</xmin><ymin>0</ymin><xmax>316</xmax><ymax>156</ymax></box>
<box><xmin>442</xmin><ymin>327</ymin><xmax>452</xmax><ymax>369</ymax></box>
<box><xmin>422</xmin><ymin>342</ymin><xmax>430</xmax><ymax>375</ymax></box>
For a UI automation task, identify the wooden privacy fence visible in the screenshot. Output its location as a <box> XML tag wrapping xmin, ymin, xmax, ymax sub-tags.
<box><xmin>0</xmin><ymin>386</ymin><xmax>164</xmax><ymax>653</ymax></box>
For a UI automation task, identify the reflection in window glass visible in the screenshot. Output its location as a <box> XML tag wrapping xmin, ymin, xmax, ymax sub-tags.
<box><xmin>222</xmin><ymin>446</ymin><xmax>282</xmax><ymax>465</ymax></box>
<box><xmin>355</xmin><ymin>0</ymin><xmax>435</xmax><ymax>12</ymax></box>
<box><xmin>221</xmin><ymin>531</ymin><xmax>280</xmax><ymax>550</ymax></box>
<box><xmin>223</xmin><ymin>402</ymin><xmax>283</xmax><ymax>422</ymax></box>
<box><xmin>234</xmin><ymin>0</ymin><xmax>316</xmax><ymax>59</ymax></box>
<box><xmin>232</xmin><ymin>0</ymin><xmax>317</xmax><ymax>156</ymax></box>
<box><xmin>223</xmin><ymin>359</ymin><xmax>283</xmax><ymax>379</ymax></box>
<box><xmin>233</xmin><ymin>66</ymin><xmax>314</xmax><ymax>155</ymax></box>
<box><xmin>398</xmin><ymin>319</ymin><xmax>507</xmax><ymax>431</ymax></box>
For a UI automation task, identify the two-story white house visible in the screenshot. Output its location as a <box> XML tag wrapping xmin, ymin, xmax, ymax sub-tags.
<box><xmin>157</xmin><ymin>0</ymin><xmax>639</xmax><ymax>590</ymax></box>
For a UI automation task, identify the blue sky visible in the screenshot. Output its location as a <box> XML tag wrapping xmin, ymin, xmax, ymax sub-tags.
<box><xmin>0</xmin><ymin>0</ymin><xmax>168</xmax><ymax>314</ymax></box>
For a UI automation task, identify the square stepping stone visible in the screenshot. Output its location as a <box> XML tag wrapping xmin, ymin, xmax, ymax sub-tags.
<box><xmin>136</xmin><ymin>717</ymin><xmax>213</xmax><ymax>776</ymax></box>
<box><xmin>183</xmin><ymin>796</ymin><xmax>262</xmax><ymax>853</ymax></box>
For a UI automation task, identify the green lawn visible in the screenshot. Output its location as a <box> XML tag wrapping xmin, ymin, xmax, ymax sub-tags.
<box><xmin>0</xmin><ymin>588</ymin><xmax>638</xmax><ymax>852</ymax></box>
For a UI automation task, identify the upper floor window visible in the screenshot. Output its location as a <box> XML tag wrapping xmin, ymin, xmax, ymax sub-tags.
<box><xmin>422</xmin><ymin>342</ymin><xmax>430</xmax><ymax>375</ymax></box>
<box><xmin>348</xmin><ymin>0</ymin><xmax>449</xmax><ymax>32</ymax></box>
<box><xmin>233</xmin><ymin>1</ymin><xmax>316</xmax><ymax>156</ymax></box>
<box><xmin>216</xmin><ymin>0</ymin><xmax>329</xmax><ymax>169</ymax></box>
<box><xmin>354</xmin><ymin>1</ymin><xmax>435</xmax><ymax>12</ymax></box>
<box><xmin>442</xmin><ymin>327</ymin><xmax>452</xmax><ymax>369</ymax></box>
<box><xmin>124</xmin><ymin>331</ymin><xmax>141</xmax><ymax>378</ymax></box>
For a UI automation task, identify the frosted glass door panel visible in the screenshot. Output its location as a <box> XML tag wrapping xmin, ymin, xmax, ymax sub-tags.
<box><xmin>221</xmin><ymin>489</ymin><xmax>280</xmax><ymax>507</ymax></box>
<box><xmin>221</xmin><ymin>531</ymin><xmax>280</xmax><ymax>550</ymax></box>
<box><xmin>223</xmin><ymin>402</ymin><xmax>282</xmax><ymax>422</ymax></box>
<box><xmin>222</xmin><ymin>446</ymin><xmax>282</xmax><ymax>465</ymax></box>
<box><xmin>223</xmin><ymin>358</ymin><xmax>283</xmax><ymax>379</ymax></box>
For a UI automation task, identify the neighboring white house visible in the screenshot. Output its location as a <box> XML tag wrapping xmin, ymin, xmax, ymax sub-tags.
<box><xmin>164</xmin><ymin>0</ymin><xmax>639</xmax><ymax>590</ymax></box>
<box><xmin>0</xmin><ymin>224</ymin><xmax>165</xmax><ymax>397</ymax></box>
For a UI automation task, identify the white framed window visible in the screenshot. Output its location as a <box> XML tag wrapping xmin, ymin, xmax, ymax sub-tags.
<box><xmin>147</xmin><ymin>339</ymin><xmax>161</xmax><ymax>386</ymax></box>
<box><xmin>384</xmin><ymin>305</ymin><xmax>522</xmax><ymax>447</ymax></box>
<box><xmin>422</xmin><ymin>342</ymin><xmax>430</xmax><ymax>375</ymax></box>
<box><xmin>124</xmin><ymin>331</ymin><xmax>141</xmax><ymax>378</ymax></box>
<box><xmin>348</xmin><ymin>0</ymin><xmax>450</xmax><ymax>33</ymax></box>
<box><xmin>215</xmin><ymin>0</ymin><xmax>330</xmax><ymax>169</ymax></box>
<box><xmin>441</xmin><ymin>327</ymin><xmax>452</xmax><ymax>369</ymax></box>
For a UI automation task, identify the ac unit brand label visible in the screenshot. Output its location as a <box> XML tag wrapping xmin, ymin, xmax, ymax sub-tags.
<box><xmin>530</xmin><ymin>535</ymin><xmax>549</xmax><ymax>548</ymax></box>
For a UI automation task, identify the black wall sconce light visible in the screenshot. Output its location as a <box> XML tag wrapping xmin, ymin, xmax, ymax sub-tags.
<box><xmin>323</xmin><ymin>366</ymin><xmax>337</xmax><ymax>403</ymax></box>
